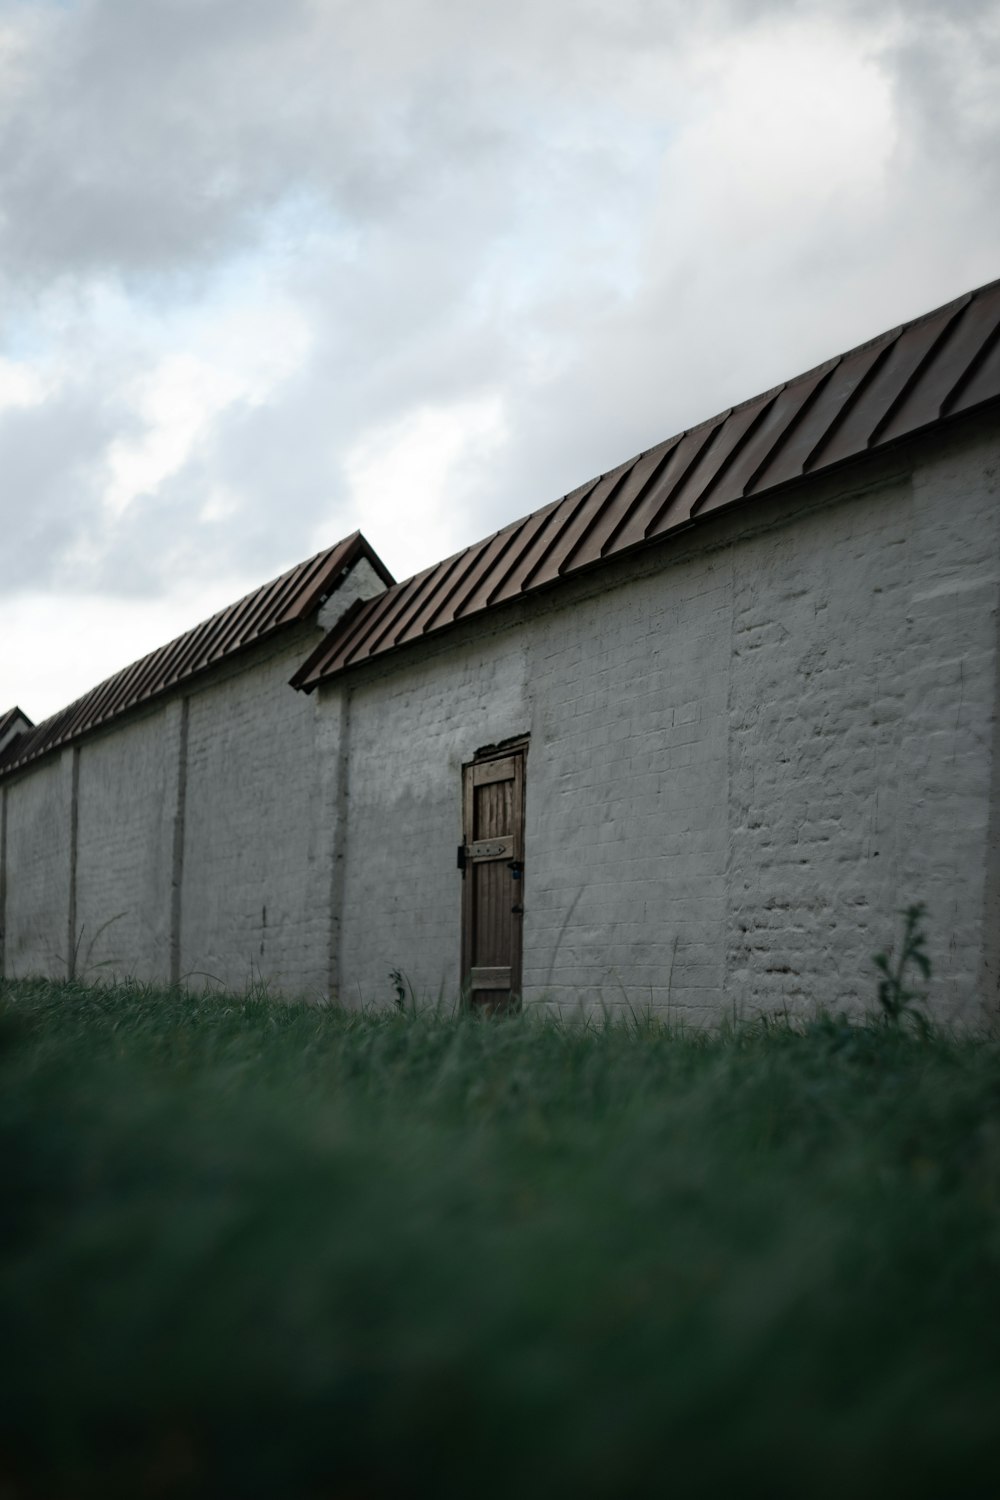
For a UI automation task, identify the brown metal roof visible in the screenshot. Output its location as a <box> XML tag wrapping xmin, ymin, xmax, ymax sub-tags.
<box><xmin>293</xmin><ymin>277</ymin><xmax>1000</xmax><ymax>691</ymax></box>
<box><xmin>0</xmin><ymin>532</ymin><xmax>393</xmax><ymax>778</ymax></box>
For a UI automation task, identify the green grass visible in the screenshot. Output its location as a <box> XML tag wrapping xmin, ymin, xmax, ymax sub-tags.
<box><xmin>1</xmin><ymin>979</ymin><xmax>998</xmax><ymax>1498</ymax></box>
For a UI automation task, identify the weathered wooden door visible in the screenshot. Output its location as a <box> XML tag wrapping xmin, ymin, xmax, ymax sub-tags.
<box><xmin>460</xmin><ymin>745</ymin><xmax>526</xmax><ymax>1013</ymax></box>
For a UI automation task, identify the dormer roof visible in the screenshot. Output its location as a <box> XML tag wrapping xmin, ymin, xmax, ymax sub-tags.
<box><xmin>0</xmin><ymin>532</ymin><xmax>393</xmax><ymax>778</ymax></box>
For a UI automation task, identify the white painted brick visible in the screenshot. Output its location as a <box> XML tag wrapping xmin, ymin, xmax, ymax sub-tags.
<box><xmin>180</xmin><ymin>627</ymin><xmax>333</xmax><ymax>997</ymax></box>
<box><xmin>2</xmin><ymin>750</ymin><xmax>74</xmax><ymax>978</ymax></box>
<box><xmin>327</xmin><ymin>420</ymin><xmax>999</xmax><ymax>1026</ymax></box>
<box><xmin>2</xmin><ymin>419</ymin><xmax>997</xmax><ymax>1028</ymax></box>
<box><xmin>74</xmin><ymin>701</ymin><xmax>179</xmax><ymax>983</ymax></box>
<box><xmin>332</xmin><ymin>635</ymin><xmax>530</xmax><ymax>1008</ymax></box>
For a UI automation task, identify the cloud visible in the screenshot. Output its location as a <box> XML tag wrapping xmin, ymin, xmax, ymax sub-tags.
<box><xmin>1</xmin><ymin>0</ymin><xmax>998</xmax><ymax>719</ymax></box>
<box><xmin>0</xmin><ymin>1</ymin><xmax>995</xmax><ymax>290</ymax></box>
<box><xmin>0</xmin><ymin>0</ymin><xmax>322</xmax><ymax>280</ymax></box>
<box><xmin>0</xmin><ymin>382</ymin><xmax>119</xmax><ymax>593</ymax></box>
<box><xmin>339</xmin><ymin>394</ymin><xmax>508</xmax><ymax>576</ymax></box>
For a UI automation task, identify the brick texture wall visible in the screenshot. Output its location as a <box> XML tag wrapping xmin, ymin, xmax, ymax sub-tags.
<box><xmin>0</xmin><ymin>616</ymin><xmax>350</xmax><ymax>998</ymax></box>
<box><xmin>180</xmin><ymin>629</ymin><xmax>334</xmax><ymax>995</ymax></box>
<box><xmin>2</xmin><ymin>750</ymin><xmax>74</xmax><ymax>978</ymax></box>
<box><xmin>2</xmin><ymin>420</ymin><xmax>997</xmax><ymax>1025</ymax></box>
<box><xmin>74</xmin><ymin>700</ymin><xmax>179</xmax><ymax>983</ymax></box>
<box><xmin>330</xmin><ymin>414</ymin><xmax>999</xmax><ymax>1025</ymax></box>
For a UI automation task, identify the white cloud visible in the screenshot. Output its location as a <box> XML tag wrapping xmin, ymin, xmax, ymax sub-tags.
<box><xmin>1</xmin><ymin>578</ymin><xmax>269</xmax><ymax>723</ymax></box>
<box><xmin>0</xmin><ymin>356</ymin><xmax>48</xmax><ymax>411</ymax></box>
<box><xmin>674</xmin><ymin>19</ymin><xmax>897</xmax><ymax>226</ymax></box>
<box><xmin>339</xmin><ymin>395</ymin><xmax>509</xmax><ymax>577</ymax></box>
<box><xmin>103</xmin><ymin>284</ymin><xmax>311</xmax><ymax>519</ymax></box>
<box><xmin>103</xmin><ymin>355</ymin><xmax>242</xmax><ymax>518</ymax></box>
<box><xmin>1</xmin><ymin>0</ymin><xmax>998</xmax><ymax>721</ymax></box>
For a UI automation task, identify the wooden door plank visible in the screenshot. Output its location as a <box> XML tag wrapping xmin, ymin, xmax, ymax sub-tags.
<box><xmin>472</xmin><ymin>755</ymin><xmax>516</xmax><ymax>787</ymax></box>
<box><xmin>461</xmin><ymin>758</ymin><xmax>475</xmax><ymax>987</ymax></box>
<box><xmin>470</xmin><ymin>966</ymin><xmax>513</xmax><ymax>988</ymax></box>
<box><xmin>461</xmin><ymin>743</ymin><xmax>526</xmax><ymax>1012</ymax></box>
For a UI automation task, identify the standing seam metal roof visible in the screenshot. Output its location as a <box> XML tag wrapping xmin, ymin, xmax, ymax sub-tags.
<box><xmin>0</xmin><ymin>532</ymin><xmax>393</xmax><ymax>777</ymax></box>
<box><xmin>292</xmin><ymin>277</ymin><xmax>1000</xmax><ymax>691</ymax></box>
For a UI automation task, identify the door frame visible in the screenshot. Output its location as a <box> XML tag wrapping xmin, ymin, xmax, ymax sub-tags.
<box><xmin>460</xmin><ymin>736</ymin><xmax>528</xmax><ymax>1011</ymax></box>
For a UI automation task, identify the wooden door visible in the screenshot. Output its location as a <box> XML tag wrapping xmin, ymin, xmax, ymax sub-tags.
<box><xmin>460</xmin><ymin>746</ymin><xmax>526</xmax><ymax>1013</ymax></box>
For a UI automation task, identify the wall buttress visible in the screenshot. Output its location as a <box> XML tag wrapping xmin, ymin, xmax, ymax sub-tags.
<box><xmin>169</xmin><ymin>698</ymin><xmax>190</xmax><ymax>987</ymax></box>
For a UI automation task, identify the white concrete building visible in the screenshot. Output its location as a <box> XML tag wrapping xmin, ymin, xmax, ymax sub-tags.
<box><xmin>3</xmin><ymin>280</ymin><xmax>999</xmax><ymax>1026</ymax></box>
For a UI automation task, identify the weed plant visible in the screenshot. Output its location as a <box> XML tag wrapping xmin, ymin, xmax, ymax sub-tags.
<box><xmin>1</xmin><ymin>978</ymin><xmax>998</xmax><ymax>1498</ymax></box>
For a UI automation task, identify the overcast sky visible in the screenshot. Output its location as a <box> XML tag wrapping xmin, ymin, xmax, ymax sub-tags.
<box><xmin>1</xmin><ymin>0</ymin><xmax>998</xmax><ymax>722</ymax></box>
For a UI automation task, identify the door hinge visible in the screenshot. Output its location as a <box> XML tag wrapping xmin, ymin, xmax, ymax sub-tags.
<box><xmin>457</xmin><ymin>844</ymin><xmax>467</xmax><ymax>872</ymax></box>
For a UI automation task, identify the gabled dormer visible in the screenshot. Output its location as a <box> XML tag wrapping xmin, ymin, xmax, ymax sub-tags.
<box><xmin>0</xmin><ymin>532</ymin><xmax>393</xmax><ymax>781</ymax></box>
<box><xmin>0</xmin><ymin>706</ymin><xmax>33</xmax><ymax>758</ymax></box>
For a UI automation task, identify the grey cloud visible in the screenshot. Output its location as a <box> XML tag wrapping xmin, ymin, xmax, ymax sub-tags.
<box><xmin>0</xmin><ymin>0</ymin><xmax>565</xmax><ymax>282</ymax></box>
<box><xmin>0</xmin><ymin>0</ymin><xmax>795</xmax><ymax>285</ymax></box>
<box><xmin>0</xmin><ymin>387</ymin><xmax>123</xmax><ymax>592</ymax></box>
<box><xmin>882</xmin><ymin>15</ymin><xmax>1000</xmax><ymax>186</ymax></box>
<box><xmin>1</xmin><ymin>0</ymin><xmax>998</xmax><ymax>608</ymax></box>
<box><xmin>0</xmin><ymin>0</ymin><xmax>413</xmax><ymax>279</ymax></box>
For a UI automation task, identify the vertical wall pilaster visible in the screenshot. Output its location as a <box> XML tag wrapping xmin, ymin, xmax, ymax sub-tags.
<box><xmin>169</xmin><ymin>697</ymin><xmax>190</xmax><ymax>987</ymax></box>
<box><xmin>325</xmin><ymin>684</ymin><xmax>352</xmax><ymax>1003</ymax></box>
<box><xmin>66</xmin><ymin>747</ymin><xmax>80</xmax><ymax>980</ymax></box>
<box><xmin>0</xmin><ymin>784</ymin><xmax>7</xmax><ymax>980</ymax></box>
<box><xmin>979</xmin><ymin>593</ymin><xmax>1000</xmax><ymax>1025</ymax></box>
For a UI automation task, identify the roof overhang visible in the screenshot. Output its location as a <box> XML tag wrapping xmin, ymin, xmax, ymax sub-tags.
<box><xmin>0</xmin><ymin>532</ymin><xmax>393</xmax><ymax>779</ymax></box>
<box><xmin>292</xmin><ymin>276</ymin><xmax>1000</xmax><ymax>691</ymax></box>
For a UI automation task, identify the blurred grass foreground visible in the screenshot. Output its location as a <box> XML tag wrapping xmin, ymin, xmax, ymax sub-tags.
<box><xmin>1</xmin><ymin>979</ymin><xmax>999</xmax><ymax>1499</ymax></box>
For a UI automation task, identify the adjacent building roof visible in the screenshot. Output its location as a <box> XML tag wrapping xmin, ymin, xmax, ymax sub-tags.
<box><xmin>293</xmin><ymin>277</ymin><xmax>1000</xmax><ymax>690</ymax></box>
<box><xmin>0</xmin><ymin>532</ymin><xmax>393</xmax><ymax>778</ymax></box>
<box><xmin>0</xmin><ymin>707</ymin><xmax>34</xmax><ymax>756</ymax></box>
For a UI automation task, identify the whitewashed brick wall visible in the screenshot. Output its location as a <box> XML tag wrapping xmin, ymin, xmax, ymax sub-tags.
<box><xmin>74</xmin><ymin>699</ymin><xmax>179</xmax><ymax>983</ymax></box>
<box><xmin>2</xmin><ymin>750</ymin><xmax>75</xmax><ymax>978</ymax></box>
<box><xmin>0</xmin><ymin>612</ymin><xmax>356</xmax><ymax>997</ymax></box>
<box><xmin>336</xmin><ymin>637</ymin><xmax>530</xmax><ymax>1008</ymax></box>
<box><xmin>330</xmin><ymin>413</ymin><xmax>999</xmax><ymax>1026</ymax></box>
<box><xmin>2</xmin><ymin>417</ymin><xmax>997</xmax><ymax>1025</ymax></box>
<box><xmin>180</xmin><ymin>628</ymin><xmax>334</xmax><ymax>995</ymax></box>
